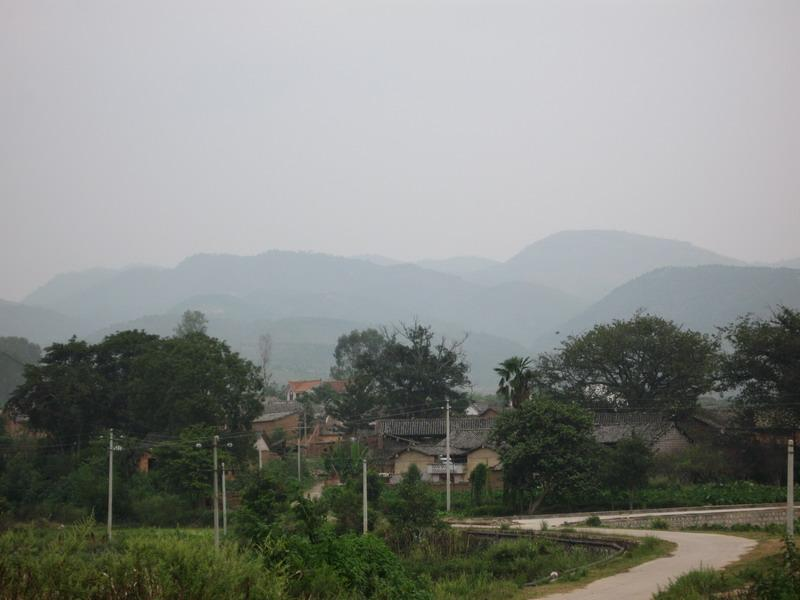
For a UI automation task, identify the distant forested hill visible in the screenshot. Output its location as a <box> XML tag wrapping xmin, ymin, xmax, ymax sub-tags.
<box><xmin>775</xmin><ymin>257</ymin><xmax>800</xmax><ymax>269</ymax></box>
<box><xmin>22</xmin><ymin>251</ymin><xmax>585</xmax><ymax>347</ymax></box>
<box><xmin>0</xmin><ymin>336</ymin><xmax>41</xmax><ymax>406</ymax></box>
<box><xmin>88</xmin><ymin>313</ymin><xmax>528</xmax><ymax>390</ymax></box>
<box><xmin>468</xmin><ymin>230</ymin><xmax>743</xmax><ymax>301</ymax></box>
<box><xmin>536</xmin><ymin>265</ymin><xmax>800</xmax><ymax>352</ymax></box>
<box><xmin>0</xmin><ymin>299</ymin><xmax>82</xmax><ymax>345</ymax></box>
<box><xmin>10</xmin><ymin>232</ymin><xmax>796</xmax><ymax>392</ymax></box>
<box><xmin>415</xmin><ymin>256</ymin><xmax>501</xmax><ymax>276</ymax></box>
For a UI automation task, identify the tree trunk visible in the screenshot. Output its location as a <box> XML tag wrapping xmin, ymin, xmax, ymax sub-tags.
<box><xmin>528</xmin><ymin>488</ymin><xmax>549</xmax><ymax>514</ymax></box>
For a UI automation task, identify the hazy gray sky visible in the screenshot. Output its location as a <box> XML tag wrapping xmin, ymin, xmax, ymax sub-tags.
<box><xmin>1</xmin><ymin>0</ymin><xmax>798</xmax><ymax>301</ymax></box>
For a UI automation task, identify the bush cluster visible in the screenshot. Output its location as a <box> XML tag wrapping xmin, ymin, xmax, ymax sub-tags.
<box><xmin>0</xmin><ymin>519</ymin><xmax>287</xmax><ymax>600</ymax></box>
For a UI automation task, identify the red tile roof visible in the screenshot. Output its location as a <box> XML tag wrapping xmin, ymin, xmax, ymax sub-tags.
<box><xmin>287</xmin><ymin>379</ymin><xmax>348</xmax><ymax>395</ymax></box>
<box><xmin>288</xmin><ymin>379</ymin><xmax>323</xmax><ymax>394</ymax></box>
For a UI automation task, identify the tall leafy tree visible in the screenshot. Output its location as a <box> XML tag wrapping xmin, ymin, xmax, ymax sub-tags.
<box><xmin>330</xmin><ymin>328</ymin><xmax>386</xmax><ymax>380</ymax></box>
<box><xmin>8</xmin><ymin>337</ymin><xmax>106</xmax><ymax>447</ymax></box>
<box><xmin>358</xmin><ymin>322</ymin><xmax>470</xmax><ymax>415</ymax></box>
<box><xmin>326</xmin><ymin>323</ymin><xmax>470</xmax><ymax>425</ymax></box>
<box><xmin>8</xmin><ymin>331</ymin><xmax>263</xmax><ymax>443</ymax></box>
<box><xmin>174</xmin><ymin>310</ymin><xmax>208</xmax><ymax>337</ymax></box>
<box><xmin>601</xmin><ymin>434</ymin><xmax>654</xmax><ymax>510</ymax></box>
<box><xmin>151</xmin><ymin>425</ymin><xmax>222</xmax><ymax>501</ymax></box>
<box><xmin>537</xmin><ymin>313</ymin><xmax>719</xmax><ymax>413</ymax></box>
<box><xmin>495</xmin><ymin>355</ymin><xmax>535</xmax><ymax>408</ymax></box>
<box><xmin>382</xmin><ymin>464</ymin><xmax>439</xmax><ymax>542</ymax></box>
<box><xmin>722</xmin><ymin>305</ymin><xmax>800</xmax><ymax>427</ymax></box>
<box><xmin>125</xmin><ymin>333</ymin><xmax>263</xmax><ymax>434</ymax></box>
<box><xmin>320</xmin><ymin>380</ymin><xmax>375</xmax><ymax>432</ymax></box>
<box><xmin>257</xmin><ymin>332</ymin><xmax>280</xmax><ymax>395</ymax></box>
<box><xmin>491</xmin><ymin>395</ymin><xmax>598</xmax><ymax>513</ymax></box>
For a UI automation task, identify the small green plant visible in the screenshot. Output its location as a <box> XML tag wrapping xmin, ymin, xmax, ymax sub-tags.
<box><xmin>470</xmin><ymin>463</ymin><xmax>489</xmax><ymax>506</ymax></box>
<box><xmin>653</xmin><ymin>568</ymin><xmax>729</xmax><ymax>599</ymax></box>
<box><xmin>650</xmin><ymin>518</ymin><xmax>670</xmax><ymax>530</ymax></box>
<box><xmin>584</xmin><ymin>515</ymin><xmax>602</xmax><ymax>527</ymax></box>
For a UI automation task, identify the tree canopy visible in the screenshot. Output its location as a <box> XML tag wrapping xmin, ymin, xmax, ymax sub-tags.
<box><xmin>535</xmin><ymin>313</ymin><xmax>719</xmax><ymax>413</ymax></box>
<box><xmin>494</xmin><ymin>356</ymin><xmax>536</xmax><ymax>408</ymax></box>
<box><xmin>491</xmin><ymin>395</ymin><xmax>598</xmax><ymax>513</ymax></box>
<box><xmin>722</xmin><ymin>305</ymin><xmax>800</xmax><ymax>427</ymax></box>
<box><xmin>330</xmin><ymin>328</ymin><xmax>386</xmax><ymax>380</ymax></box>
<box><xmin>7</xmin><ymin>329</ymin><xmax>262</xmax><ymax>445</ymax></box>
<box><xmin>326</xmin><ymin>323</ymin><xmax>470</xmax><ymax>426</ymax></box>
<box><xmin>174</xmin><ymin>310</ymin><xmax>208</xmax><ymax>337</ymax></box>
<box><xmin>601</xmin><ymin>434</ymin><xmax>654</xmax><ymax>510</ymax></box>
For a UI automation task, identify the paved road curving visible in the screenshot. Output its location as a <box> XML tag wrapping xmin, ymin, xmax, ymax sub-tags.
<box><xmin>513</xmin><ymin>519</ymin><xmax>757</xmax><ymax>600</ymax></box>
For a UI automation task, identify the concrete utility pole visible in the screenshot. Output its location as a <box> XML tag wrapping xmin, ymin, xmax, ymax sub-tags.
<box><xmin>221</xmin><ymin>462</ymin><xmax>228</xmax><ymax>535</ymax></box>
<box><xmin>789</xmin><ymin>438</ymin><xmax>795</xmax><ymax>537</ymax></box>
<box><xmin>107</xmin><ymin>428</ymin><xmax>114</xmax><ymax>540</ymax></box>
<box><xmin>213</xmin><ymin>435</ymin><xmax>220</xmax><ymax>549</ymax></box>
<box><xmin>297</xmin><ymin>430</ymin><xmax>302</xmax><ymax>482</ymax></box>
<box><xmin>446</xmin><ymin>398</ymin><xmax>451</xmax><ymax>513</ymax></box>
<box><xmin>362</xmin><ymin>458</ymin><xmax>368</xmax><ymax>534</ymax></box>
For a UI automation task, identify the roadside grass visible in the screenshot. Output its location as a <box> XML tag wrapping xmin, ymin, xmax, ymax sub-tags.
<box><xmin>653</xmin><ymin>532</ymin><xmax>784</xmax><ymax>599</ymax></box>
<box><xmin>652</xmin><ymin>569</ymin><xmax>735</xmax><ymax>600</ymax></box>
<box><xmin>525</xmin><ymin>535</ymin><xmax>675</xmax><ymax>599</ymax></box>
<box><xmin>432</xmin><ymin>574</ymin><xmax>521</xmax><ymax>600</ymax></box>
<box><xmin>0</xmin><ymin>518</ymin><xmax>288</xmax><ymax>600</ymax></box>
<box><xmin>403</xmin><ymin>532</ymin><xmax>612</xmax><ymax>600</ymax></box>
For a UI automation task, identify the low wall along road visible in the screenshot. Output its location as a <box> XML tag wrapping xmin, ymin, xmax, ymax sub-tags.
<box><xmin>590</xmin><ymin>505</ymin><xmax>796</xmax><ymax>530</ymax></box>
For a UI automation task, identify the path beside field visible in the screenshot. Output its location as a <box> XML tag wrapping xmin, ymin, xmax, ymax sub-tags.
<box><xmin>511</xmin><ymin>513</ymin><xmax>758</xmax><ymax>600</ymax></box>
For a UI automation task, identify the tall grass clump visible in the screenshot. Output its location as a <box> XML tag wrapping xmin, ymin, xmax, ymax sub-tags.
<box><xmin>401</xmin><ymin>529</ymin><xmax>609</xmax><ymax>591</ymax></box>
<box><xmin>0</xmin><ymin>518</ymin><xmax>288</xmax><ymax>600</ymax></box>
<box><xmin>653</xmin><ymin>569</ymin><xmax>732</xmax><ymax>599</ymax></box>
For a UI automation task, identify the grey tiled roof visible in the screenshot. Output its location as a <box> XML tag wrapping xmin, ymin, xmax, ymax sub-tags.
<box><xmin>433</xmin><ymin>430</ymin><xmax>493</xmax><ymax>452</ymax></box>
<box><xmin>253</xmin><ymin>410</ymin><xmax>298</xmax><ymax>423</ymax></box>
<box><xmin>375</xmin><ymin>417</ymin><xmax>495</xmax><ymax>437</ymax></box>
<box><xmin>253</xmin><ymin>400</ymin><xmax>303</xmax><ymax>423</ymax></box>
<box><xmin>592</xmin><ymin>411</ymin><xmax>673</xmax><ymax>444</ymax></box>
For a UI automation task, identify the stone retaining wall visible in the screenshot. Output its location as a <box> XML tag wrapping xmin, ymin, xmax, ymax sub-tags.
<box><xmin>602</xmin><ymin>508</ymin><xmax>794</xmax><ymax>529</ymax></box>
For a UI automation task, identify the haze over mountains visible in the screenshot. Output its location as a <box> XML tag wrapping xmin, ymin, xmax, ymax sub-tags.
<box><xmin>3</xmin><ymin>230</ymin><xmax>800</xmax><ymax>390</ymax></box>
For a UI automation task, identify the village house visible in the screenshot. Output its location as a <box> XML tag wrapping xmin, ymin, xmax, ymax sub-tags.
<box><xmin>299</xmin><ymin>416</ymin><xmax>345</xmax><ymax>458</ymax></box>
<box><xmin>369</xmin><ymin>408</ymin><xmax>737</xmax><ymax>487</ymax></box>
<box><xmin>251</xmin><ymin>393</ymin><xmax>347</xmax><ymax>463</ymax></box>
<box><xmin>372</xmin><ymin>417</ymin><xmax>502</xmax><ymax>488</ymax></box>
<box><xmin>464</xmin><ymin>403</ymin><xmax>502</xmax><ymax>418</ymax></box>
<box><xmin>593</xmin><ymin>409</ymin><xmax>736</xmax><ymax>454</ymax></box>
<box><xmin>0</xmin><ymin>410</ymin><xmax>36</xmax><ymax>437</ymax></box>
<box><xmin>251</xmin><ymin>399</ymin><xmax>303</xmax><ymax>442</ymax></box>
<box><xmin>253</xmin><ymin>435</ymin><xmax>281</xmax><ymax>468</ymax></box>
<box><xmin>593</xmin><ymin>411</ymin><xmax>692</xmax><ymax>453</ymax></box>
<box><xmin>286</xmin><ymin>379</ymin><xmax>347</xmax><ymax>403</ymax></box>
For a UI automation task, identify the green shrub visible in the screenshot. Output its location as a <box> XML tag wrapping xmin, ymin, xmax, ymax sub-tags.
<box><xmin>432</xmin><ymin>573</ymin><xmax>519</xmax><ymax>600</ymax></box>
<box><xmin>470</xmin><ymin>464</ymin><xmax>489</xmax><ymax>506</ymax></box>
<box><xmin>129</xmin><ymin>492</ymin><xmax>202</xmax><ymax>527</ymax></box>
<box><xmin>653</xmin><ymin>568</ymin><xmax>730</xmax><ymax>599</ymax></box>
<box><xmin>749</xmin><ymin>535</ymin><xmax>800</xmax><ymax>599</ymax></box>
<box><xmin>0</xmin><ymin>518</ymin><xmax>289</xmax><ymax>599</ymax></box>
<box><xmin>584</xmin><ymin>515</ymin><xmax>602</xmax><ymax>527</ymax></box>
<box><xmin>650</xmin><ymin>518</ymin><xmax>670</xmax><ymax>530</ymax></box>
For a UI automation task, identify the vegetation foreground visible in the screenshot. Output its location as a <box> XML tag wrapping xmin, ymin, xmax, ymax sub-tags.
<box><xmin>0</xmin><ymin>519</ymin><xmax>642</xmax><ymax>600</ymax></box>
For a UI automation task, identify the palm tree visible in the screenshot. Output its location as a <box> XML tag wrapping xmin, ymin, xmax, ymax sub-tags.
<box><xmin>495</xmin><ymin>356</ymin><xmax>535</xmax><ymax>408</ymax></box>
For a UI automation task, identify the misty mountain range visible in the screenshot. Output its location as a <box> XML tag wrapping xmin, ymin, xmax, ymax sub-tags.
<box><xmin>2</xmin><ymin>230</ymin><xmax>799</xmax><ymax>390</ymax></box>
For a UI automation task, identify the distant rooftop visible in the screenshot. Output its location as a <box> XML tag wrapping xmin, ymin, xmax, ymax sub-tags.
<box><xmin>376</xmin><ymin>417</ymin><xmax>495</xmax><ymax>438</ymax></box>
